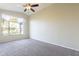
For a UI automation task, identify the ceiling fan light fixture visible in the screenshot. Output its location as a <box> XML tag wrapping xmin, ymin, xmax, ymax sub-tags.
<box><xmin>26</xmin><ymin>6</ymin><xmax>31</xmax><ymax>10</ymax></box>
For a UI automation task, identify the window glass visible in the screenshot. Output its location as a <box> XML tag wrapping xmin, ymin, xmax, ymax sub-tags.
<box><xmin>1</xmin><ymin>14</ymin><xmax>24</xmax><ymax>35</ymax></box>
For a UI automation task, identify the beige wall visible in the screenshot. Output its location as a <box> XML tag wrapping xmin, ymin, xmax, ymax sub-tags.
<box><xmin>30</xmin><ymin>4</ymin><xmax>79</xmax><ymax>51</ymax></box>
<box><xmin>0</xmin><ymin>9</ymin><xmax>29</xmax><ymax>43</ymax></box>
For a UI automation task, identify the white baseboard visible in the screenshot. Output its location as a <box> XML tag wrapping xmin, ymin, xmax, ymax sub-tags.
<box><xmin>31</xmin><ymin>38</ymin><xmax>79</xmax><ymax>52</ymax></box>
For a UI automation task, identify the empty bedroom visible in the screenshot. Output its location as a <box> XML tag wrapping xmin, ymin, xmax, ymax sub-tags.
<box><xmin>0</xmin><ymin>3</ymin><xmax>79</xmax><ymax>56</ymax></box>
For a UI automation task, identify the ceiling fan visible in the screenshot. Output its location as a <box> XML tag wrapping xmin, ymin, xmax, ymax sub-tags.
<box><xmin>22</xmin><ymin>3</ymin><xmax>39</xmax><ymax>12</ymax></box>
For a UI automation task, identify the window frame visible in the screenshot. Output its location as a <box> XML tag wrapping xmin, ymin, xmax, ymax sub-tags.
<box><xmin>1</xmin><ymin>14</ymin><xmax>25</xmax><ymax>36</ymax></box>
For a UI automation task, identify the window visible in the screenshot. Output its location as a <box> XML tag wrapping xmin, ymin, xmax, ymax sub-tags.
<box><xmin>1</xmin><ymin>14</ymin><xmax>24</xmax><ymax>35</ymax></box>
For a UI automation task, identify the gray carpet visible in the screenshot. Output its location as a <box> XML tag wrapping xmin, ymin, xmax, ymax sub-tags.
<box><xmin>0</xmin><ymin>39</ymin><xmax>79</xmax><ymax>56</ymax></box>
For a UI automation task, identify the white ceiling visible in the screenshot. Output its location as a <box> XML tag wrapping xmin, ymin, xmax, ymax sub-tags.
<box><xmin>0</xmin><ymin>3</ymin><xmax>52</xmax><ymax>15</ymax></box>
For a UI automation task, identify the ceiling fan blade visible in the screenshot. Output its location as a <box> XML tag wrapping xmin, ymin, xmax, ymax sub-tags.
<box><xmin>31</xmin><ymin>4</ymin><xmax>39</xmax><ymax>7</ymax></box>
<box><xmin>24</xmin><ymin>9</ymin><xmax>27</xmax><ymax>12</ymax></box>
<box><xmin>31</xmin><ymin>8</ymin><xmax>35</xmax><ymax>12</ymax></box>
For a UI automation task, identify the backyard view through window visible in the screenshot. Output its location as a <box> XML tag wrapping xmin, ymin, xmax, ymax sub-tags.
<box><xmin>1</xmin><ymin>14</ymin><xmax>24</xmax><ymax>35</ymax></box>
